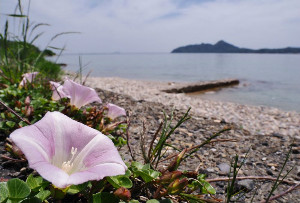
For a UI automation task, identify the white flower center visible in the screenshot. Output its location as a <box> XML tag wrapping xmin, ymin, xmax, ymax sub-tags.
<box><xmin>61</xmin><ymin>147</ymin><xmax>77</xmax><ymax>174</ymax></box>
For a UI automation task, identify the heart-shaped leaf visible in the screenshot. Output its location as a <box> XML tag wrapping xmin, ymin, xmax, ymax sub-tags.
<box><xmin>0</xmin><ymin>182</ymin><xmax>8</xmax><ymax>203</ymax></box>
<box><xmin>107</xmin><ymin>175</ymin><xmax>133</xmax><ymax>189</ymax></box>
<box><xmin>7</xmin><ymin>178</ymin><xmax>31</xmax><ymax>200</ymax></box>
<box><xmin>93</xmin><ymin>192</ymin><xmax>119</xmax><ymax>203</ymax></box>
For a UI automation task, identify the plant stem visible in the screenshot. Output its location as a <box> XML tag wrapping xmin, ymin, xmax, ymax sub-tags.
<box><xmin>260</xmin><ymin>183</ymin><xmax>300</xmax><ymax>203</ymax></box>
<box><xmin>126</xmin><ymin>116</ymin><xmax>135</xmax><ymax>161</ymax></box>
<box><xmin>206</xmin><ymin>176</ymin><xmax>296</xmax><ymax>185</ymax></box>
<box><xmin>0</xmin><ymin>99</ymin><xmax>31</xmax><ymax>125</ymax></box>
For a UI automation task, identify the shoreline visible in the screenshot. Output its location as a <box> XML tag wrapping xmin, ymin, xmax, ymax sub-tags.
<box><xmin>85</xmin><ymin>76</ymin><xmax>300</xmax><ymax>137</ymax></box>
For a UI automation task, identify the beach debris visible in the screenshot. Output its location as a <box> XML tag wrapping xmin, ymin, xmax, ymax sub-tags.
<box><xmin>161</xmin><ymin>78</ymin><xmax>239</xmax><ymax>93</ymax></box>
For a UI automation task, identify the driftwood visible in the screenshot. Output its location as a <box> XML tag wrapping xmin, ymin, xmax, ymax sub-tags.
<box><xmin>162</xmin><ymin>78</ymin><xmax>239</xmax><ymax>93</ymax></box>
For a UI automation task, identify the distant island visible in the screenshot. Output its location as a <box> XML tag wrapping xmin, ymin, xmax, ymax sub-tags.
<box><xmin>171</xmin><ymin>40</ymin><xmax>300</xmax><ymax>54</ymax></box>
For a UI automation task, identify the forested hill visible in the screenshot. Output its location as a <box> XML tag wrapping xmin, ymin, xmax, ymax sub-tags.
<box><xmin>171</xmin><ymin>40</ymin><xmax>300</xmax><ymax>54</ymax></box>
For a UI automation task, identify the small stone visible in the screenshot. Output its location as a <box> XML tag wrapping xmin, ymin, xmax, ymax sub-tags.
<box><xmin>20</xmin><ymin>167</ymin><xmax>27</xmax><ymax>172</ymax></box>
<box><xmin>206</xmin><ymin>168</ymin><xmax>215</xmax><ymax>173</ymax></box>
<box><xmin>139</xmin><ymin>196</ymin><xmax>148</xmax><ymax>202</ymax></box>
<box><xmin>296</xmin><ymin>166</ymin><xmax>300</xmax><ymax>177</ymax></box>
<box><xmin>237</xmin><ymin>180</ymin><xmax>254</xmax><ymax>192</ymax></box>
<box><xmin>220</xmin><ymin>119</ymin><xmax>226</xmax><ymax>124</ymax></box>
<box><xmin>213</xmin><ymin>119</ymin><xmax>221</xmax><ymax>123</ymax></box>
<box><xmin>262</xmin><ymin>157</ymin><xmax>267</xmax><ymax>161</ymax></box>
<box><xmin>292</xmin><ymin>149</ymin><xmax>300</xmax><ymax>154</ymax></box>
<box><xmin>217</xmin><ymin>163</ymin><xmax>231</xmax><ymax>175</ymax></box>
<box><xmin>271</xmin><ymin>166</ymin><xmax>276</xmax><ymax>171</ymax></box>
<box><xmin>221</xmin><ymin>153</ymin><xmax>227</xmax><ymax>158</ymax></box>
<box><xmin>271</xmin><ymin>133</ymin><xmax>283</xmax><ymax>139</ymax></box>
<box><xmin>10</xmin><ymin>172</ymin><xmax>21</xmax><ymax>177</ymax></box>
<box><xmin>266</xmin><ymin>169</ymin><xmax>273</xmax><ymax>176</ymax></box>
<box><xmin>211</xmin><ymin>148</ymin><xmax>217</xmax><ymax>152</ymax></box>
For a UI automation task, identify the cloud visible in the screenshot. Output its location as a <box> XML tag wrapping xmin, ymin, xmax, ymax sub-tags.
<box><xmin>1</xmin><ymin>0</ymin><xmax>300</xmax><ymax>53</ymax></box>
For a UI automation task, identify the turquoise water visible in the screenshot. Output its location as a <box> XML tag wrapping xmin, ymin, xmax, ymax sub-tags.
<box><xmin>56</xmin><ymin>53</ymin><xmax>300</xmax><ymax>112</ymax></box>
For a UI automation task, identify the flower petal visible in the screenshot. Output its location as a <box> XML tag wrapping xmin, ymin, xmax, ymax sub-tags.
<box><xmin>33</xmin><ymin>112</ymin><xmax>100</xmax><ymax>169</ymax></box>
<box><xmin>19</xmin><ymin>72</ymin><xmax>39</xmax><ymax>87</ymax></box>
<box><xmin>67</xmin><ymin>135</ymin><xmax>127</xmax><ymax>185</ymax></box>
<box><xmin>68</xmin><ymin>163</ymin><xmax>126</xmax><ymax>186</ymax></box>
<box><xmin>106</xmin><ymin>103</ymin><xmax>126</xmax><ymax>120</ymax></box>
<box><xmin>10</xmin><ymin>111</ymin><xmax>126</xmax><ymax>188</ymax></box>
<box><xmin>49</xmin><ymin>81</ymin><xmax>68</xmax><ymax>100</ymax></box>
<box><xmin>63</xmin><ymin>80</ymin><xmax>102</xmax><ymax>109</ymax></box>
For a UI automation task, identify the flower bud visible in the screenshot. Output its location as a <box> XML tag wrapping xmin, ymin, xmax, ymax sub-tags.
<box><xmin>160</xmin><ymin>171</ymin><xmax>182</xmax><ymax>184</ymax></box>
<box><xmin>25</xmin><ymin>106</ymin><xmax>34</xmax><ymax>117</ymax></box>
<box><xmin>167</xmin><ymin>178</ymin><xmax>188</xmax><ymax>194</ymax></box>
<box><xmin>24</xmin><ymin>96</ymin><xmax>31</xmax><ymax>106</ymax></box>
<box><xmin>167</xmin><ymin>149</ymin><xmax>187</xmax><ymax>171</ymax></box>
<box><xmin>15</xmin><ymin>101</ymin><xmax>22</xmax><ymax>108</ymax></box>
<box><xmin>114</xmin><ymin>187</ymin><xmax>131</xmax><ymax>201</ymax></box>
<box><xmin>183</xmin><ymin>171</ymin><xmax>198</xmax><ymax>179</ymax></box>
<box><xmin>5</xmin><ymin>142</ymin><xmax>25</xmax><ymax>158</ymax></box>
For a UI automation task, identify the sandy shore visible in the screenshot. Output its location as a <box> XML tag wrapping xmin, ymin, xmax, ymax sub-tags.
<box><xmin>85</xmin><ymin>76</ymin><xmax>300</xmax><ymax>137</ymax></box>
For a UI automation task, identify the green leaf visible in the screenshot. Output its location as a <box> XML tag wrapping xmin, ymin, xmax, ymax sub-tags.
<box><xmin>18</xmin><ymin>121</ymin><xmax>27</xmax><ymax>127</ymax></box>
<box><xmin>124</xmin><ymin>169</ymin><xmax>132</xmax><ymax>177</ymax></box>
<box><xmin>93</xmin><ymin>192</ymin><xmax>119</xmax><ymax>203</ymax></box>
<box><xmin>149</xmin><ymin>170</ymin><xmax>160</xmax><ymax>179</ymax></box>
<box><xmin>142</xmin><ymin>164</ymin><xmax>151</xmax><ymax>170</ymax></box>
<box><xmin>26</xmin><ymin>175</ymin><xmax>43</xmax><ymax>191</ymax></box>
<box><xmin>135</xmin><ymin>169</ymin><xmax>160</xmax><ymax>183</ymax></box>
<box><xmin>7</xmin><ymin>178</ymin><xmax>31</xmax><ymax>200</ymax></box>
<box><xmin>35</xmin><ymin>190</ymin><xmax>51</xmax><ymax>201</ymax></box>
<box><xmin>197</xmin><ymin>174</ymin><xmax>206</xmax><ymax>180</ymax></box>
<box><xmin>131</xmin><ymin>161</ymin><xmax>144</xmax><ymax>170</ymax></box>
<box><xmin>146</xmin><ymin>200</ymin><xmax>160</xmax><ymax>203</ymax></box>
<box><xmin>20</xmin><ymin>197</ymin><xmax>42</xmax><ymax>203</ymax></box>
<box><xmin>180</xmin><ymin>193</ymin><xmax>203</xmax><ymax>203</ymax></box>
<box><xmin>198</xmin><ymin>179</ymin><xmax>216</xmax><ymax>195</ymax></box>
<box><xmin>67</xmin><ymin>182</ymin><xmax>89</xmax><ymax>194</ymax></box>
<box><xmin>6</xmin><ymin>121</ymin><xmax>15</xmax><ymax>128</ymax></box>
<box><xmin>129</xmin><ymin>200</ymin><xmax>140</xmax><ymax>203</ymax></box>
<box><xmin>0</xmin><ymin>182</ymin><xmax>8</xmax><ymax>203</ymax></box>
<box><xmin>107</xmin><ymin>175</ymin><xmax>133</xmax><ymax>189</ymax></box>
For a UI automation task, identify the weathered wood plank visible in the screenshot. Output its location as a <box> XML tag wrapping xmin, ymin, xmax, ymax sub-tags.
<box><xmin>161</xmin><ymin>79</ymin><xmax>239</xmax><ymax>93</ymax></box>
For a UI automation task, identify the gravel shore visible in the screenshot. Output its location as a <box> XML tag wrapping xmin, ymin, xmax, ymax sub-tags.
<box><xmin>1</xmin><ymin>76</ymin><xmax>299</xmax><ymax>202</ymax></box>
<box><xmin>93</xmin><ymin>84</ymin><xmax>300</xmax><ymax>202</ymax></box>
<box><xmin>86</xmin><ymin>76</ymin><xmax>300</xmax><ymax>137</ymax></box>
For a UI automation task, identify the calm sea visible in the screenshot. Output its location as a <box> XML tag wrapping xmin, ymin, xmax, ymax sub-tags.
<box><xmin>56</xmin><ymin>53</ymin><xmax>300</xmax><ymax>112</ymax></box>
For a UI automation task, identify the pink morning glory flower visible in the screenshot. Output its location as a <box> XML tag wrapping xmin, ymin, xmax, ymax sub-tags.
<box><xmin>49</xmin><ymin>81</ymin><xmax>68</xmax><ymax>101</ymax></box>
<box><xmin>50</xmin><ymin>79</ymin><xmax>102</xmax><ymax>109</ymax></box>
<box><xmin>10</xmin><ymin>111</ymin><xmax>127</xmax><ymax>188</ymax></box>
<box><xmin>106</xmin><ymin>103</ymin><xmax>126</xmax><ymax>120</ymax></box>
<box><xmin>19</xmin><ymin>72</ymin><xmax>39</xmax><ymax>87</ymax></box>
<box><xmin>63</xmin><ymin>80</ymin><xmax>102</xmax><ymax>109</ymax></box>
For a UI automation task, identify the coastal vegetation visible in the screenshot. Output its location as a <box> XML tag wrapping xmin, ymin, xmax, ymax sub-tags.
<box><xmin>171</xmin><ymin>40</ymin><xmax>300</xmax><ymax>53</ymax></box>
<box><xmin>0</xmin><ymin>1</ymin><xmax>299</xmax><ymax>203</ymax></box>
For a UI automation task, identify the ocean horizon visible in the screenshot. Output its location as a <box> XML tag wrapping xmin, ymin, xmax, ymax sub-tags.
<box><xmin>54</xmin><ymin>53</ymin><xmax>300</xmax><ymax>112</ymax></box>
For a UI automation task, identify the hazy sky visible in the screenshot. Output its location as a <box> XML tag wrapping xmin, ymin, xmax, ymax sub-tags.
<box><xmin>1</xmin><ymin>0</ymin><xmax>300</xmax><ymax>53</ymax></box>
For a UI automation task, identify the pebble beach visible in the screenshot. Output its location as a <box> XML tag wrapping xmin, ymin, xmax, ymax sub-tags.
<box><xmin>86</xmin><ymin>76</ymin><xmax>300</xmax><ymax>137</ymax></box>
<box><xmin>87</xmin><ymin>76</ymin><xmax>300</xmax><ymax>202</ymax></box>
